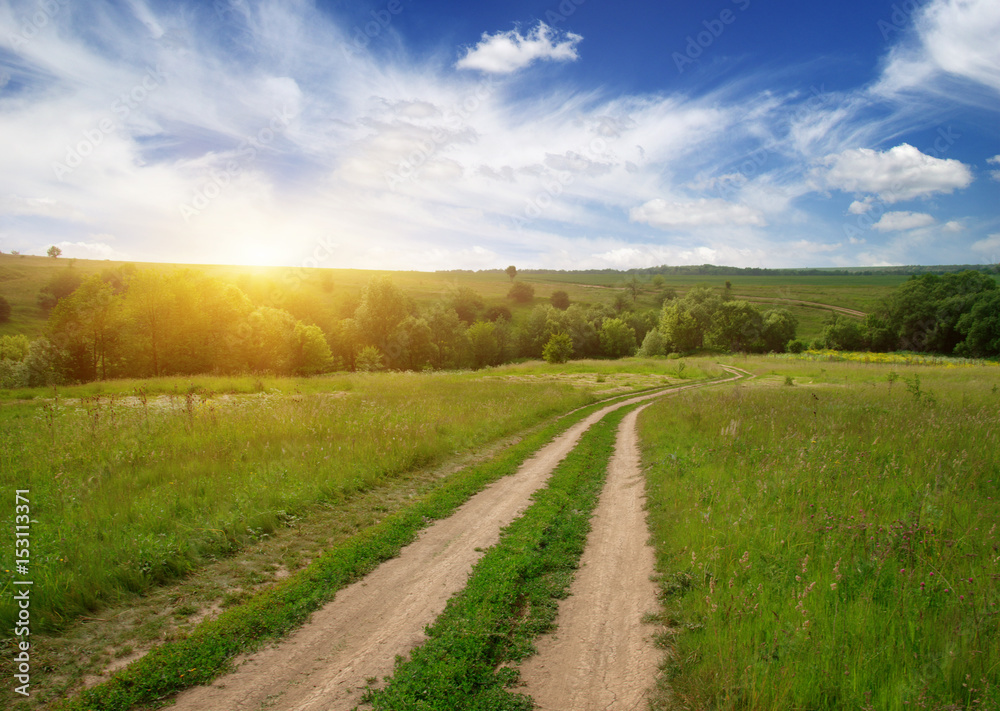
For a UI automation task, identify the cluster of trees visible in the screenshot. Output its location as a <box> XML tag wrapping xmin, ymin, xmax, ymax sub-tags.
<box><xmin>520</xmin><ymin>264</ymin><xmax>1000</xmax><ymax>278</ymax></box>
<box><xmin>637</xmin><ymin>287</ymin><xmax>798</xmax><ymax>357</ymax></box>
<box><xmin>813</xmin><ymin>271</ymin><xmax>1000</xmax><ymax>357</ymax></box>
<box><xmin>0</xmin><ymin>267</ymin><xmax>806</xmax><ymax>387</ymax></box>
<box><xmin>1</xmin><ymin>267</ymin><xmax>333</xmax><ymax>387</ymax></box>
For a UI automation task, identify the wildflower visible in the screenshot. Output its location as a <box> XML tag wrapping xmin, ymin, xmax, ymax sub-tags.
<box><xmin>830</xmin><ymin>583</ymin><xmax>837</xmax><ymax>590</ymax></box>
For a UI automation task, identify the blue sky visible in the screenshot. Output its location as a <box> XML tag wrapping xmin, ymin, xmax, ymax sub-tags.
<box><xmin>0</xmin><ymin>0</ymin><xmax>997</xmax><ymax>270</ymax></box>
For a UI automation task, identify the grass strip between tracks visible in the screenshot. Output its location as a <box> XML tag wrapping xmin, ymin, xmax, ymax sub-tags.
<box><xmin>364</xmin><ymin>406</ymin><xmax>631</xmax><ymax>710</ymax></box>
<box><xmin>54</xmin><ymin>384</ymin><xmax>670</xmax><ymax>710</ymax></box>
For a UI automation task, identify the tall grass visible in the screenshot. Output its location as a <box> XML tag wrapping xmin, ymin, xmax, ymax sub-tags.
<box><xmin>640</xmin><ymin>359</ymin><xmax>1000</xmax><ymax>710</ymax></box>
<box><xmin>0</xmin><ymin>372</ymin><xmax>593</xmax><ymax>634</ymax></box>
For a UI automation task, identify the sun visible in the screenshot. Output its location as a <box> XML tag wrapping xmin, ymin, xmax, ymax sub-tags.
<box><xmin>239</xmin><ymin>243</ymin><xmax>285</xmax><ymax>268</ymax></box>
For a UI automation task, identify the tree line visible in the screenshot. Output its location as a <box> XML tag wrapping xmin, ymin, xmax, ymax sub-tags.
<box><xmin>809</xmin><ymin>270</ymin><xmax>1000</xmax><ymax>357</ymax></box>
<box><xmin>0</xmin><ymin>267</ymin><xmax>806</xmax><ymax>387</ymax></box>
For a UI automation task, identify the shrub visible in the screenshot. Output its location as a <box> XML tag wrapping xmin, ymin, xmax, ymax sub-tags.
<box><xmin>550</xmin><ymin>290</ymin><xmax>570</xmax><ymax>310</ymax></box>
<box><xmin>638</xmin><ymin>328</ymin><xmax>667</xmax><ymax>357</ymax></box>
<box><xmin>542</xmin><ymin>332</ymin><xmax>574</xmax><ymax>364</ymax></box>
<box><xmin>355</xmin><ymin>345</ymin><xmax>386</xmax><ymax>372</ymax></box>
<box><xmin>786</xmin><ymin>339</ymin><xmax>806</xmax><ymax>354</ymax></box>
<box><xmin>507</xmin><ymin>281</ymin><xmax>534</xmax><ymax>304</ymax></box>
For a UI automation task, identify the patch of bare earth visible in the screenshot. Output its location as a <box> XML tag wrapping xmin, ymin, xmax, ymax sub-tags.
<box><xmin>168</xmin><ymin>388</ymin><xmax>690</xmax><ymax>711</ymax></box>
<box><xmin>517</xmin><ymin>403</ymin><xmax>661</xmax><ymax>710</ymax></box>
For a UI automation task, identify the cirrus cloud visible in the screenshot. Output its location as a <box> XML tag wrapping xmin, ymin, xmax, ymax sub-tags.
<box><xmin>455</xmin><ymin>22</ymin><xmax>582</xmax><ymax>74</ymax></box>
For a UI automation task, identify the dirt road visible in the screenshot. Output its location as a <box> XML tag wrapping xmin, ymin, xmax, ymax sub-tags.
<box><xmin>170</xmin><ymin>371</ymin><xmax>745</xmax><ymax>710</ymax></box>
<box><xmin>516</xmin><ymin>403</ymin><xmax>660</xmax><ymax>709</ymax></box>
<box><xmin>736</xmin><ymin>295</ymin><xmax>866</xmax><ymax>318</ymax></box>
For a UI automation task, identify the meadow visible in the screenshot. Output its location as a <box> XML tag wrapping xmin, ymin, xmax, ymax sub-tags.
<box><xmin>639</xmin><ymin>356</ymin><xmax>1000</xmax><ymax>710</ymax></box>
<box><xmin>0</xmin><ymin>360</ymin><xmax>718</xmax><ymax>640</ymax></box>
<box><xmin>0</xmin><ymin>372</ymin><xmax>602</xmax><ymax>636</ymax></box>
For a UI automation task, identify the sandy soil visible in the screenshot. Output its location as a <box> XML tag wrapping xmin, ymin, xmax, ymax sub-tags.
<box><xmin>516</xmin><ymin>403</ymin><xmax>660</xmax><ymax>710</ymax></box>
<box><xmin>168</xmin><ymin>373</ymin><xmax>745</xmax><ymax>711</ymax></box>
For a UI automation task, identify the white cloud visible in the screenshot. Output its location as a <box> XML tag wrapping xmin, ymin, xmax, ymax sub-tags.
<box><xmin>54</xmin><ymin>239</ymin><xmax>128</xmax><ymax>260</ymax></box>
<box><xmin>456</xmin><ymin>22</ymin><xmax>582</xmax><ymax>74</ymax></box>
<box><xmin>970</xmin><ymin>233</ymin><xmax>1000</xmax><ymax>255</ymax></box>
<box><xmin>848</xmin><ymin>197</ymin><xmax>875</xmax><ymax>214</ymax></box>
<box><xmin>815</xmin><ymin>144</ymin><xmax>973</xmax><ymax>202</ymax></box>
<box><xmin>942</xmin><ymin>220</ymin><xmax>964</xmax><ymax>233</ymax></box>
<box><xmin>878</xmin><ymin>0</ymin><xmax>1000</xmax><ymax>98</ymax></box>
<box><xmin>872</xmin><ymin>211</ymin><xmax>936</xmax><ymax>232</ymax></box>
<box><xmin>989</xmin><ymin>155</ymin><xmax>1000</xmax><ymax>182</ymax></box>
<box><xmin>629</xmin><ymin>198</ymin><xmax>766</xmax><ymax>229</ymax></box>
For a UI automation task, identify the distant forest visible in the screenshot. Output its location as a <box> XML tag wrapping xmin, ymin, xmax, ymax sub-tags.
<box><xmin>0</xmin><ymin>263</ymin><xmax>997</xmax><ymax>388</ymax></box>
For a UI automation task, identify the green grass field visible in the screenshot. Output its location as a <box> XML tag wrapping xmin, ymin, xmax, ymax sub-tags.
<box><xmin>3</xmin><ymin>342</ymin><xmax>998</xmax><ymax>709</ymax></box>
<box><xmin>640</xmin><ymin>356</ymin><xmax>1000</xmax><ymax>710</ymax></box>
<box><xmin>0</xmin><ymin>371</ymin><xmax>601</xmax><ymax>635</ymax></box>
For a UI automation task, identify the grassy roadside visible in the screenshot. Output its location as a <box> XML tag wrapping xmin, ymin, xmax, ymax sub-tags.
<box><xmin>0</xmin><ymin>373</ymin><xmax>595</xmax><ymax>636</ymax></box>
<box><xmin>639</xmin><ymin>358</ymin><xmax>1000</xmax><ymax>710</ymax></box>
<box><xmin>363</xmin><ymin>406</ymin><xmax>631</xmax><ymax>710</ymax></box>
<box><xmin>42</xmin><ymin>380</ymin><xmax>686</xmax><ymax>711</ymax></box>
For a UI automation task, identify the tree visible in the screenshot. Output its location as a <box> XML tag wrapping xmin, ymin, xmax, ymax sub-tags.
<box><xmin>599</xmin><ymin>317</ymin><xmax>637</xmax><ymax>358</ymax></box>
<box><xmin>244</xmin><ymin>306</ymin><xmax>297</xmax><ymax>373</ymax></box>
<box><xmin>289</xmin><ymin>322</ymin><xmax>332</xmax><ymax>375</ymax></box>
<box><xmin>822</xmin><ymin>314</ymin><xmax>865</xmax><ymax>351</ymax></box>
<box><xmin>396</xmin><ymin>316</ymin><xmax>437</xmax><ymax>370</ymax></box>
<box><xmin>37</xmin><ymin>268</ymin><xmax>83</xmax><ymax>310</ymax></box>
<box><xmin>484</xmin><ymin>305</ymin><xmax>512</xmax><ymax>322</ymax></box>
<box><xmin>47</xmin><ymin>245</ymin><xmax>62</xmax><ymax>259</ymax></box>
<box><xmin>426</xmin><ymin>305</ymin><xmax>465</xmax><ymax>369</ymax></box>
<box><xmin>451</xmin><ymin>286</ymin><xmax>484</xmax><ymax>325</ymax></box>
<box><xmin>355</xmin><ymin>345</ymin><xmax>385</xmax><ymax>372</ymax></box>
<box><xmin>508</xmin><ymin>281</ymin><xmax>535</xmax><ymax>304</ymax></box>
<box><xmin>542</xmin><ymin>332</ymin><xmax>574</xmax><ymax>364</ymax></box>
<box><xmin>638</xmin><ymin>328</ymin><xmax>667</xmax><ymax>356</ymax></box>
<box><xmin>0</xmin><ymin>295</ymin><xmax>10</xmax><ymax>323</ymax></box>
<box><xmin>505</xmin><ymin>265</ymin><xmax>517</xmax><ymax>282</ymax></box>
<box><xmin>624</xmin><ymin>276</ymin><xmax>641</xmax><ymax>303</ymax></box>
<box><xmin>123</xmin><ymin>270</ymin><xmax>174</xmax><ymax>376</ymax></box>
<box><xmin>956</xmin><ymin>291</ymin><xmax>1000</xmax><ymax>357</ymax></box>
<box><xmin>550</xmin><ymin>290</ymin><xmax>570</xmax><ymax>310</ymax></box>
<box><xmin>467</xmin><ymin>321</ymin><xmax>501</xmax><ymax>369</ymax></box>
<box><xmin>355</xmin><ymin>276</ymin><xmax>409</xmax><ymax>349</ymax></box>
<box><xmin>48</xmin><ymin>275</ymin><xmax>123</xmax><ymax>380</ymax></box>
<box><xmin>759</xmin><ymin>308</ymin><xmax>798</xmax><ymax>353</ymax></box>
<box><xmin>660</xmin><ymin>302</ymin><xmax>702</xmax><ymax>352</ymax></box>
<box><xmin>707</xmin><ymin>300</ymin><xmax>762</xmax><ymax>352</ymax></box>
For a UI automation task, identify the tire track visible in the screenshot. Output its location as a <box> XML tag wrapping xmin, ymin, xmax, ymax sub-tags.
<box><xmin>518</xmin><ymin>364</ymin><xmax>751</xmax><ymax>709</ymax></box>
<box><xmin>169</xmin><ymin>370</ymin><xmax>746</xmax><ymax>711</ymax></box>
